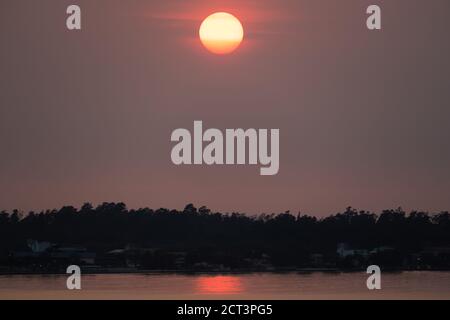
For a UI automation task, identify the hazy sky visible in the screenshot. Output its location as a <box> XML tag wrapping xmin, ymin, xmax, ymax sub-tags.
<box><xmin>1</xmin><ymin>0</ymin><xmax>450</xmax><ymax>216</ymax></box>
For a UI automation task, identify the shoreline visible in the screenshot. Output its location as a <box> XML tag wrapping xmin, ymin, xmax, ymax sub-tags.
<box><xmin>1</xmin><ymin>268</ymin><xmax>449</xmax><ymax>276</ymax></box>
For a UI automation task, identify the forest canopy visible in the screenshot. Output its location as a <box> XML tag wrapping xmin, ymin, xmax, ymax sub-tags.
<box><xmin>1</xmin><ymin>203</ymin><xmax>449</xmax><ymax>254</ymax></box>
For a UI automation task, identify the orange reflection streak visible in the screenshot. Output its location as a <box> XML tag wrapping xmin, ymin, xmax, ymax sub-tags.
<box><xmin>195</xmin><ymin>275</ymin><xmax>244</xmax><ymax>294</ymax></box>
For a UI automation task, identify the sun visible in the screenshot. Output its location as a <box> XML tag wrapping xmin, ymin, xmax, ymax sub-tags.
<box><xmin>199</xmin><ymin>12</ymin><xmax>244</xmax><ymax>55</ymax></box>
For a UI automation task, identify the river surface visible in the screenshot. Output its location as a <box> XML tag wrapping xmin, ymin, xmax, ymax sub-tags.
<box><xmin>0</xmin><ymin>271</ymin><xmax>449</xmax><ymax>299</ymax></box>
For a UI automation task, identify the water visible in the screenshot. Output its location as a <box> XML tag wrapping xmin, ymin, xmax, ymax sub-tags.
<box><xmin>0</xmin><ymin>271</ymin><xmax>449</xmax><ymax>300</ymax></box>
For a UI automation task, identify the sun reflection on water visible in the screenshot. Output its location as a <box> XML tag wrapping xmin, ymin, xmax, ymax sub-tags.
<box><xmin>195</xmin><ymin>275</ymin><xmax>244</xmax><ymax>295</ymax></box>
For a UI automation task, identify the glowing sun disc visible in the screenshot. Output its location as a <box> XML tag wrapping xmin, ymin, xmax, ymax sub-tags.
<box><xmin>199</xmin><ymin>12</ymin><xmax>244</xmax><ymax>55</ymax></box>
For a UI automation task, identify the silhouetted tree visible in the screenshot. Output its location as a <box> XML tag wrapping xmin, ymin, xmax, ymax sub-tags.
<box><xmin>1</xmin><ymin>203</ymin><xmax>449</xmax><ymax>270</ymax></box>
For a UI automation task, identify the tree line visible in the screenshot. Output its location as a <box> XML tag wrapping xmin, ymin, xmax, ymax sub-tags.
<box><xmin>1</xmin><ymin>203</ymin><xmax>449</xmax><ymax>256</ymax></box>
